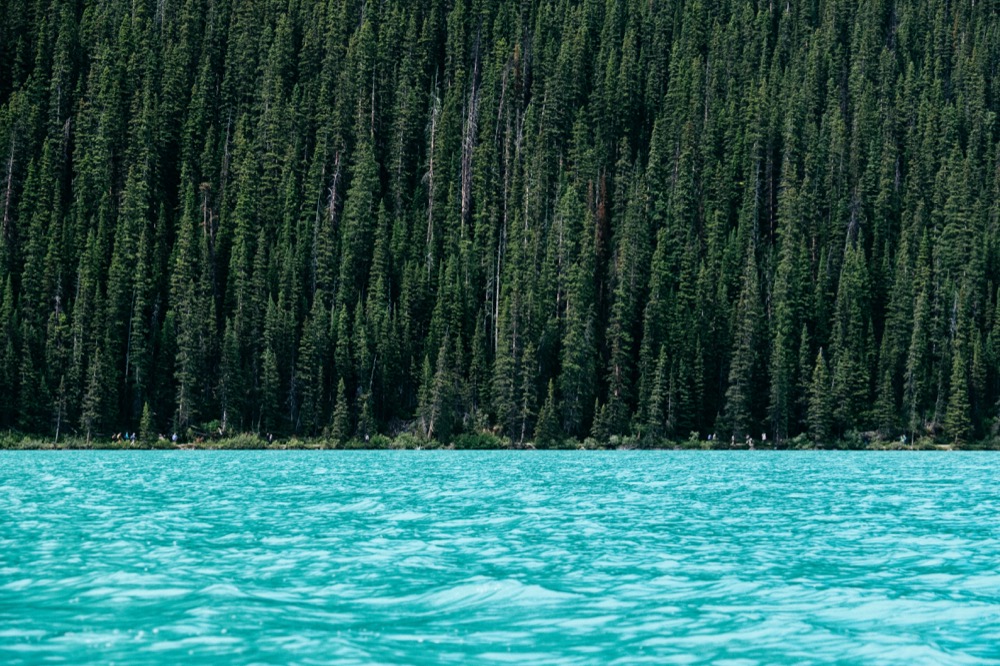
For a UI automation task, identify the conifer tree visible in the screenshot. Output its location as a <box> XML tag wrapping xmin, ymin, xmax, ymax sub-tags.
<box><xmin>945</xmin><ymin>343</ymin><xmax>971</xmax><ymax>445</ymax></box>
<box><xmin>558</xmin><ymin>184</ymin><xmax>597</xmax><ymax>438</ymax></box>
<box><xmin>296</xmin><ymin>298</ymin><xmax>329</xmax><ymax>435</ymax></box>
<box><xmin>808</xmin><ymin>349</ymin><xmax>834</xmax><ymax>445</ymax></box>
<box><xmin>535</xmin><ymin>379</ymin><xmax>560</xmax><ymax>448</ymax></box>
<box><xmin>139</xmin><ymin>402</ymin><xmax>155</xmax><ymax>442</ymax></box>
<box><xmin>723</xmin><ymin>246</ymin><xmax>761</xmax><ymax>439</ymax></box>
<box><xmin>330</xmin><ymin>378</ymin><xmax>351</xmax><ymax>444</ymax></box>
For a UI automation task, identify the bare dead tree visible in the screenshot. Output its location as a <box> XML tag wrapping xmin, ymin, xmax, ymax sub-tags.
<box><xmin>425</xmin><ymin>78</ymin><xmax>441</xmax><ymax>276</ymax></box>
<box><xmin>1</xmin><ymin>136</ymin><xmax>15</xmax><ymax>253</ymax></box>
<box><xmin>460</xmin><ymin>25</ymin><xmax>483</xmax><ymax>237</ymax></box>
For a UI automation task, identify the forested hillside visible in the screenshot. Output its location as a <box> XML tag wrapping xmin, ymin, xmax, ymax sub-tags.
<box><xmin>2</xmin><ymin>0</ymin><xmax>999</xmax><ymax>445</ymax></box>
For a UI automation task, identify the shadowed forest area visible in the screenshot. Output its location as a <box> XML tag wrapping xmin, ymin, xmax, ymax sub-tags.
<box><xmin>1</xmin><ymin>0</ymin><xmax>1000</xmax><ymax>447</ymax></box>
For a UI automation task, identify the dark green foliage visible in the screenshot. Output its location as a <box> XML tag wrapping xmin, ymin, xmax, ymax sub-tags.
<box><xmin>534</xmin><ymin>379</ymin><xmax>560</xmax><ymax>448</ymax></box>
<box><xmin>139</xmin><ymin>402</ymin><xmax>155</xmax><ymax>442</ymax></box>
<box><xmin>330</xmin><ymin>378</ymin><xmax>351</xmax><ymax>445</ymax></box>
<box><xmin>2</xmin><ymin>0</ymin><xmax>999</xmax><ymax>446</ymax></box>
<box><xmin>945</xmin><ymin>342</ymin><xmax>971</xmax><ymax>445</ymax></box>
<box><xmin>808</xmin><ymin>349</ymin><xmax>834</xmax><ymax>444</ymax></box>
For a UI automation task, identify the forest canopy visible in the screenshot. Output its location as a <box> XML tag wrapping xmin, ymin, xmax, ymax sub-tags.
<box><xmin>1</xmin><ymin>0</ymin><xmax>999</xmax><ymax>445</ymax></box>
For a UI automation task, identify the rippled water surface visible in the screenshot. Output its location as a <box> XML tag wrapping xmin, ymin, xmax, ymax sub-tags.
<box><xmin>2</xmin><ymin>451</ymin><xmax>999</xmax><ymax>664</ymax></box>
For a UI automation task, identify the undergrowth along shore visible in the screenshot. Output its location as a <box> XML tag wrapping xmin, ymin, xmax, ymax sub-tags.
<box><xmin>1</xmin><ymin>431</ymin><xmax>995</xmax><ymax>451</ymax></box>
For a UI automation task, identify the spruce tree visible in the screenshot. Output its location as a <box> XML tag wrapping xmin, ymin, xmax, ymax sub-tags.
<box><xmin>945</xmin><ymin>344</ymin><xmax>971</xmax><ymax>445</ymax></box>
<box><xmin>535</xmin><ymin>379</ymin><xmax>560</xmax><ymax>448</ymax></box>
<box><xmin>808</xmin><ymin>349</ymin><xmax>834</xmax><ymax>445</ymax></box>
<box><xmin>330</xmin><ymin>378</ymin><xmax>351</xmax><ymax>445</ymax></box>
<box><xmin>723</xmin><ymin>246</ymin><xmax>760</xmax><ymax>439</ymax></box>
<box><xmin>140</xmin><ymin>402</ymin><xmax>155</xmax><ymax>442</ymax></box>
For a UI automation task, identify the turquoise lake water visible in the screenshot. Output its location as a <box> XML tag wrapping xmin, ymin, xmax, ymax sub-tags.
<box><xmin>1</xmin><ymin>451</ymin><xmax>998</xmax><ymax>664</ymax></box>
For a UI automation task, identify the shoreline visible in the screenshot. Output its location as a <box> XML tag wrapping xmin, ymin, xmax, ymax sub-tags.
<box><xmin>1</xmin><ymin>433</ymin><xmax>994</xmax><ymax>452</ymax></box>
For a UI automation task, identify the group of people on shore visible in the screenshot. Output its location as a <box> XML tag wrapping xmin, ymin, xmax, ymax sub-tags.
<box><xmin>109</xmin><ymin>431</ymin><xmax>279</xmax><ymax>446</ymax></box>
<box><xmin>110</xmin><ymin>431</ymin><xmax>179</xmax><ymax>444</ymax></box>
<box><xmin>705</xmin><ymin>432</ymin><xmax>767</xmax><ymax>449</ymax></box>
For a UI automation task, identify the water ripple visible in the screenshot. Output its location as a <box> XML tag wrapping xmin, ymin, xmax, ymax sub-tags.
<box><xmin>1</xmin><ymin>451</ymin><xmax>999</xmax><ymax>664</ymax></box>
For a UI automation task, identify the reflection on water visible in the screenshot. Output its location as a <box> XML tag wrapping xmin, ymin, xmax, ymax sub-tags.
<box><xmin>1</xmin><ymin>451</ymin><xmax>999</xmax><ymax>664</ymax></box>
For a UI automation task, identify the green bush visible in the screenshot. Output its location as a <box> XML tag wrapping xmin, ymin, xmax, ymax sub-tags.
<box><xmin>217</xmin><ymin>433</ymin><xmax>266</xmax><ymax>449</ymax></box>
<box><xmin>787</xmin><ymin>433</ymin><xmax>812</xmax><ymax>450</ymax></box>
<box><xmin>391</xmin><ymin>433</ymin><xmax>425</xmax><ymax>449</ymax></box>
<box><xmin>451</xmin><ymin>432</ymin><xmax>506</xmax><ymax>449</ymax></box>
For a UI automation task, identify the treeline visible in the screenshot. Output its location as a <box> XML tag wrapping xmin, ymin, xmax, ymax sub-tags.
<box><xmin>1</xmin><ymin>0</ymin><xmax>999</xmax><ymax>445</ymax></box>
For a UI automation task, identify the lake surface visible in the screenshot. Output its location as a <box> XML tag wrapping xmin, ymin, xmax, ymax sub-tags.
<box><xmin>1</xmin><ymin>451</ymin><xmax>998</xmax><ymax>664</ymax></box>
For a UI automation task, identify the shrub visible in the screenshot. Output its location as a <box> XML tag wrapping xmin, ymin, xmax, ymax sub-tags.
<box><xmin>217</xmin><ymin>433</ymin><xmax>266</xmax><ymax>449</ymax></box>
<box><xmin>391</xmin><ymin>433</ymin><xmax>424</xmax><ymax>449</ymax></box>
<box><xmin>451</xmin><ymin>432</ymin><xmax>505</xmax><ymax>449</ymax></box>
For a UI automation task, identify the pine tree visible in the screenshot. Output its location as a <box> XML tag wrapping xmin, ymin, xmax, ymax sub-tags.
<box><xmin>330</xmin><ymin>378</ymin><xmax>351</xmax><ymax>444</ymax></box>
<box><xmin>559</xmin><ymin>184</ymin><xmax>597</xmax><ymax>438</ymax></box>
<box><xmin>645</xmin><ymin>346</ymin><xmax>669</xmax><ymax>441</ymax></box>
<box><xmin>296</xmin><ymin>298</ymin><xmax>329</xmax><ymax>435</ymax></box>
<box><xmin>338</xmin><ymin>137</ymin><xmax>380</xmax><ymax>309</ymax></box>
<box><xmin>944</xmin><ymin>343</ymin><xmax>971</xmax><ymax>445</ymax></box>
<box><xmin>534</xmin><ymin>379</ymin><xmax>560</xmax><ymax>448</ymax></box>
<box><xmin>723</xmin><ymin>246</ymin><xmax>761</xmax><ymax>439</ymax></box>
<box><xmin>140</xmin><ymin>402</ymin><xmax>155</xmax><ymax>442</ymax></box>
<box><xmin>0</xmin><ymin>278</ymin><xmax>18</xmax><ymax>428</ymax></box>
<box><xmin>808</xmin><ymin>349</ymin><xmax>834</xmax><ymax>445</ymax></box>
<box><xmin>81</xmin><ymin>347</ymin><xmax>105</xmax><ymax>444</ymax></box>
<box><xmin>830</xmin><ymin>242</ymin><xmax>872</xmax><ymax>434</ymax></box>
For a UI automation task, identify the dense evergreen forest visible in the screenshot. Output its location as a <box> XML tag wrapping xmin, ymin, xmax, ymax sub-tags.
<box><xmin>2</xmin><ymin>0</ymin><xmax>1000</xmax><ymax>446</ymax></box>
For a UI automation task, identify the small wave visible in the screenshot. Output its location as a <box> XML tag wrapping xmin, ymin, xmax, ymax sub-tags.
<box><xmin>145</xmin><ymin>635</ymin><xmax>244</xmax><ymax>652</ymax></box>
<box><xmin>418</xmin><ymin>577</ymin><xmax>579</xmax><ymax>611</ymax></box>
<box><xmin>199</xmin><ymin>583</ymin><xmax>247</xmax><ymax>598</ymax></box>
<box><xmin>334</xmin><ymin>499</ymin><xmax>382</xmax><ymax>513</ymax></box>
<box><xmin>383</xmin><ymin>511</ymin><xmax>428</xmax><ymax>521</ymax></box>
